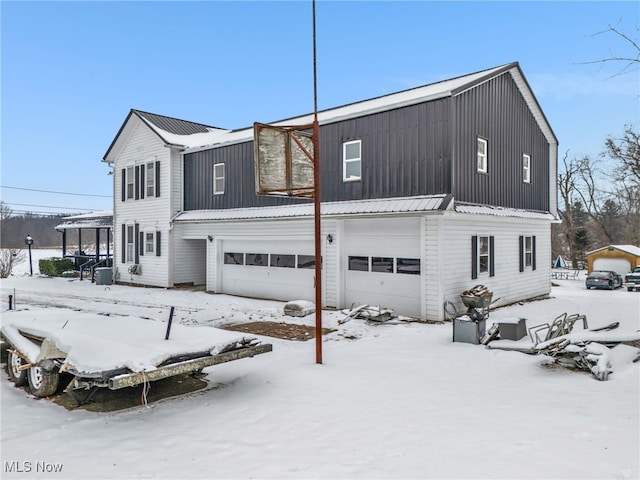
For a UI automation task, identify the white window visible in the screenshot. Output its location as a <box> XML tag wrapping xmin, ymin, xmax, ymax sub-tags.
<box><xmin>145</xmin><ymin>232</ymin><xmax>154</xmax><ymax>254</ymax></box>
<box><xmin>478</xmin><ymin>236</ymin><xmax>490</xmax><ymax>274</ymax></box>
<box><xmin>523</xmin><ymin>154</ymin><xmax>531</xmax><ymax>183</ymax></box>
<box><xmin>214</xmin><ymin>163</ymin><xmax>225</xmax><ymax>194</ymax></box>
<box><xmin>126</xmin><ymin>225</ymin><xmax>135</xmax><ymax>262</ymax></box>
<box><xmin>524</xmin><ymin>236</ymin><xmax>533</xmax><ymax>267</ymax></box>
<box><xmin>126</xmin><ymin>166</ymin><xmax>135</xmax><ymax>199</ymax></box>
<box><xmin>343</xmin><ymin>140</ymin><xmax>361</xmax><ymax>181</ymax></box>
<box><xmin>146</xmin><ymin>162</ymin><xmax>155</xmax><ymax>197</ymax></box>
<box><xmin>477</xmin><ymin>137</ymin><xmax>488</xmax><ymax>173</ymax></box>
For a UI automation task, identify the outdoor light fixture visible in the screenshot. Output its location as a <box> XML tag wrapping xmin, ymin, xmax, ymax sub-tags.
<box><xmin>207</xmin><ymin>235</ymin><xmax>213</xmax><ymax>242</ymax></box>
<box><xmin>24</xmin><ymin>234</ymin><xmax>34</xmax><ymax>276</ymax></box>
<box><xmin>326</xmin><ymin>234</ymin><xmax>333</xmax><ymax>244</ymax></box>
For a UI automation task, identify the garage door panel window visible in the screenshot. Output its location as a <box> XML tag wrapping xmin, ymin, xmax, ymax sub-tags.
<box><xmin>297</xmin><ymin>255</ymin><xmax>316</xmax><ymax>269</ymax></box>
<box><xmin>245</xmin><ymin>253</ymin><xmax>268</xmax><ymax>266</ymax></box>
<box><xmin>271</xmin><ymin>254</ymin><xmax>295</xmax><ymax>268</ymax></box>
<box><xmin>349</xmin><ymin>256</ymin><xmax>369</xmax><ymax>271</ymax></box>
<box><xmin>224</xmin><ymin>252</ymin><xmax>244</xmax><ymax>265</ymax></box>
<box><xmin>371</xmin><ymin>257</ymin><xmax>393</xmax><ymax>273</ymax></box>
<box><xmin>349</xmin><ymin>256</ymin><xmax>421</xmax><ymax>275</ymax></box>
<box><xmin>397</xmin><ymin>258</ymin><xmax>420</xmax><ymax>275</ymax></box>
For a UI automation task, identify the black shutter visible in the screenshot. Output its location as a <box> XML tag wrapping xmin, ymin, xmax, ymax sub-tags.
<box><xmin>156</xmin><ymin>231</ymin><xmax>161</xmax><ymax>256</ymax></box>
<box><xmin>471</xmin><ymin>236</ymin><xmax>478</xmax><ymax>280</ymax></box>
<box><xmin>121</xmin><ymin>169</ymin><xmax>126</xmax><ymax>202</ymax></box>
<box><xmin>139</xmin><ymin>231</ymin><xmax>144</xmax><ymax>256</ymax></box>
<box><xmin>519</xmin><ymin>235</ymin><xmax>524</xmax><ymax>272</ymax></box>
<box><xmin>134</xmin><ymin>166</ymin><xmax>140</xmax><ymax>200</ymax></box>
<box><xmin>140</xmin><ymin>164</ymin><xmax>145</xmax><ymax>200</ymax></box>
<box><xmin>532</xmin><ymin>236</ymin><xmax>537</xmax><ymax>271</ymax></box>
<box><xmin>489</xmin><ymin>236</ymin><xmax>495</xmax><ymax>277</ymax></box>
<box><xmin>121</xmin><ymin>224</ymin><xmax>126</xmax><ymax>263</ymax></box>
<box><xmin>155</xmin><ymin>161</ymin><xmax>161</xmax><ymax>197</ymax></box>
<box><xmin>134</xmin><ymin>223</ymin><xmax>140</xmax><ymax>264</ymax></box>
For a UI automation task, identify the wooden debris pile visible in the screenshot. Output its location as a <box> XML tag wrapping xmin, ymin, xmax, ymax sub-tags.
<box><xmin>338</xmin><ymin>305</ymin><xmax>398</xmax><ymax>325</ymax></box>
<box><xmin>486</xmin><ymin>312</ymin><xmax>640</xmax><ymax>381</ymax></box>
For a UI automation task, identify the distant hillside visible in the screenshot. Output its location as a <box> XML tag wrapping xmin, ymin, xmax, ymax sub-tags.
<box><xmin>1</xmin><ymin>213</ymin><xmax>94</xmax><ymax>249</ymax></box>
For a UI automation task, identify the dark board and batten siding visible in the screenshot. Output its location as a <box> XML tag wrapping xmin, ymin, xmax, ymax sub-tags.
<box><xmin>183</xmin><ymin>98</ymin><xmax>453</xmax><ymax>210</ymax></box>
<box><xmin>452</xmin><ymin>73</ymin><xmax>550</xmax><ymax>212</ymax></box>
<box><xmin>183</xmin><ymin>72</ymin><xmax>550</xmax><ymax>212</ymax></box>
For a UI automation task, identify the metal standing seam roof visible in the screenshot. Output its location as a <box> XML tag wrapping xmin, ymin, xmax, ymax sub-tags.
<box><xmin>454</xmin><ymin>204</ymin><xmax>555</xmax><ymax>220</ymax></box>
<box><xmin>55</xmin><ymin>211</ymin><xmax>114</xmax><ymax>230</ymax></box>
<box><xmin>172</xmin><ymin>195</ymin><xmax>453</xmax><ymax>222</ymax></box>
<box><xmin>133</xmin><ymin>110</ymin><xmax>222</xmax><ymax>135</ymax></box>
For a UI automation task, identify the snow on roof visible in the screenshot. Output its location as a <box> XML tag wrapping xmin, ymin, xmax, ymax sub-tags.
<box><xmin>181</xmin><ymin>63</ymin><xmax>520</xmax><ymax>153</ymax></box>
<box><xmin>173</xmin><ymin>195</ymin><xmax>452</xmax><ymax>222</ymax></box>
<box><xmin>586</xmin><ymin>245</ymin><xmax>640</xmax><ymax>257</ymax></box>
<box><xmin>454</xmin><ymin>203</ymin><xmax>555</xmax><ymax>220</ymax></box>
<box><xmin>138</xmin><ymin>118</ymin><xmax>231</xmax><ymax>149</ymax></box>
<box><xmin>1</xmin><ymin>308</ymin><xmax>254</xmax><ymax>374</ymax></box>
<box><xmin>55</xmin><ymin>210</ymin><xmax>113</xmax><ymax>230</ymax></box>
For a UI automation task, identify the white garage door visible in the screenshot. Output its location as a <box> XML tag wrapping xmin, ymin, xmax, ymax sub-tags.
<box><xmin>344</xmin><ymin>218</ymin><xmax>421</xmax><ymax>317</ymax></box>
<box><xmin>593</xmin><ymin>258</ymin><xmax>632</xmax><ymax>276</ymax></box>
<box><xmin>221</xmin><ymin>239</ymin><xmax>315</xmax><ymax>302</ymax></box>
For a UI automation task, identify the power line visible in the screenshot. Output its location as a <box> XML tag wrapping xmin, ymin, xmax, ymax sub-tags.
<box><xmin>5</xmin><ymin>202</ymin><xmax>96</xmax><ymax>211</ymax></box>
<box><xmin>1</xmin><ymin>185</ymin><xmax>112</xmax><ymax>198</ymax></box>
<box><xmin>9</xmin><ymin>209</ymin><xmax>85</xmax><ymax>216</ymax></box>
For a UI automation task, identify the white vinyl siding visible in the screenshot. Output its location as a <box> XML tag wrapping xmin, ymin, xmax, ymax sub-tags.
<box><xmin>112</xmin><ymin>118</ymin><xmax>171</xmax><ymax>287</ymax></box>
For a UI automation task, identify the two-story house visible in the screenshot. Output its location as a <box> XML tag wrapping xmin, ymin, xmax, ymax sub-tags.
<box><xmin>103</xmin><ymin>62</ymin><xmax>558</xmax><ymax>321</ymax></box>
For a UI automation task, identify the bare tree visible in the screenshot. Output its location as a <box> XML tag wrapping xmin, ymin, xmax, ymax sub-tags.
<box><xmin>605</xmin><ymin>125</ymin><xmax>640</xmax><ymax>187</ymax></box>
<box><xmin>0</xmin><ymin>248</ymin><xmax>25</xmax><ymax>278</ymax></box>
<box><xmin>580</xmin><ymin>23</ymin><xmax>640</xmax><ymax>76</ymax></box>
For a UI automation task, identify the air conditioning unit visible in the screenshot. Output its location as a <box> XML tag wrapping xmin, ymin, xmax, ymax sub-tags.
<box><xmin>128</xmin><ymin>264</ymin><xmax>142</xmax><ymax>275</ymax></box>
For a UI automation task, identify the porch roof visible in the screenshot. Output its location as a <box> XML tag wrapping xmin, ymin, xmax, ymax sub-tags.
<box><xmin>55</xmin><ymin>211</ymin><xmax>113</xmax><ymax>231</ymax></box>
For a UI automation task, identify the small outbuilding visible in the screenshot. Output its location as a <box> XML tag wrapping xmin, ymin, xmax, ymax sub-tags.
<box><xmin>586</xmin><ymin>245</ymin><xmax>640</xmax><ymax>276</ymax></box>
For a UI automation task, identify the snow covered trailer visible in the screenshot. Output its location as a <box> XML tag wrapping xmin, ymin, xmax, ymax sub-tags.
<box><xmin>1</xmin><ymin>308</ymin><xmax>272</xmax><ymax>400</ymax></box>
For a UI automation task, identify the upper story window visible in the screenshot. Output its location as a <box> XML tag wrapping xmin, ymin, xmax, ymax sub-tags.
<box><xmin>477</xmin><ymin>137</ymin><xmax>488</xmax><ymax>173</ymax></box>
<box><xmin>343</xmin><ymin>140</ymin><xmax>361</xmax><ymax>181</ymax></box>
<box><xmin>214</xmin><ymin>163</ymin><xmax>225</xmax><ymax>195</ymax></box>
<box><xmin>146</xmin><ymin>161</ymin><xmax>156</xmax><ymax>197</ymax></box>
<box><xmin>522</xmin><ymin>154</ymin><xmax>531</xmax><ymax>183</ymax></box>
<box><xmin>126</xmin><ymin>166</ymin><xmax>135</xmax><ymax>199</ymax></box>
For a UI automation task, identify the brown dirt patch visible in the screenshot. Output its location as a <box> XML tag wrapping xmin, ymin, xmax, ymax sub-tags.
<box><xmin>219</xmin><ymin>321</ymin><xmax>335</xmax><ymax>341</ymax></box>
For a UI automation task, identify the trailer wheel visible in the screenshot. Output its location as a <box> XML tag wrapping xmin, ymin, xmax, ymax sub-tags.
<box><xmin>27</xmin><ymin>365</ymin><xmax>59</xmax><ymax>397</ymax></box>
<box><xmin>7</xmin><ymin>350</ymin><xmax>27</xmax><ymax>387</ymax></box>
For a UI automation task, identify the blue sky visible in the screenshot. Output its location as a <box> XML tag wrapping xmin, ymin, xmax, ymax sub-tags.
<box><xmin>1</xmin><ymin>1</ymin><xmax>638</xmax><ymax>217</ymax></box>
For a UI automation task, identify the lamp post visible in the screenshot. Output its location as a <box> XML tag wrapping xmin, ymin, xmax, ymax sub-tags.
<box><xmin>25</xmin><ymin>234</ymin><xmax>33</xmax><ymax>276</ymax></box>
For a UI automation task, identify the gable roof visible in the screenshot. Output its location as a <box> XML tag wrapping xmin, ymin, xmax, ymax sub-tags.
<box><xmin>182</xmin><ymin>61</ymin><xmax>557</xmax><ymax>153</ymax></box>
<box><xmin>104</xmin><ymin>62</ymin><xmax>557</xmax><ymax>160</ymax></box>
<box><xmin>586</xmin><ymin>245</ymin><xmax>640</xmax><ymax>257</ymax></box>
<box><xmin>102</xmin><ymin>109</ymin><xmax>228</xmax><ymax>162</ymax></box>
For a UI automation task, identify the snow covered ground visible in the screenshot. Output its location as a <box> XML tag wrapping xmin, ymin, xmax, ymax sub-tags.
<box><xmin>1</xmin><ymin>249</ymin><xmax>639</xmax><ymax>479</ymax></box>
